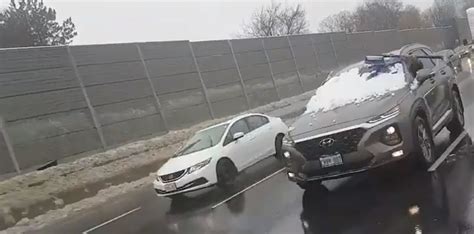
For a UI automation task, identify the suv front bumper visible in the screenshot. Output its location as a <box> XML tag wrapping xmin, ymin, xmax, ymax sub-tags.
<box><xmin>284</xmin><ymin>117</ymin><xmax>415</xmax><ymax>182</ymax></box>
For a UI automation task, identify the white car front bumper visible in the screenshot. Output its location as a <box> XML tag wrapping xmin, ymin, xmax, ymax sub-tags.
<box><xmin>153</xmin><ymin>165</ymin><xmax>217</xmax><ymax>197</ymax></box>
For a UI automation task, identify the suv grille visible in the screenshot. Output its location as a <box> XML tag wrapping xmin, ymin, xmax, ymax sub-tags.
<box><xmin>295</xmin><ymin>128</ymin><xmax>366</xmax><ymax>160</ymax></box>
<box><xmin>160</xmin><ymin>169</ymin><xmax>186</xmax><ymax>183</ymax></box>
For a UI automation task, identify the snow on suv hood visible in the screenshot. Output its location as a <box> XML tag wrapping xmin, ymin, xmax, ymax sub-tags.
<box><xmin>306</xmin><ymin>63</ymin><xmax>407</xmax><ymax>113</ymax></box>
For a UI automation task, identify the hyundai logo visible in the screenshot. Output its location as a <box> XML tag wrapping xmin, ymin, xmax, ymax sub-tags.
<box><xmin>319</xmin><ymin>138</ymin><xmax>335</xmax><ymax>148</ymax></box>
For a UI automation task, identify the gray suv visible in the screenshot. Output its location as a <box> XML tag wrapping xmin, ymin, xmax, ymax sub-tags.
<box><xmin>282</xmin><ymin>44</ymin><xmax>465</xmax><ymax>190</ymax></box>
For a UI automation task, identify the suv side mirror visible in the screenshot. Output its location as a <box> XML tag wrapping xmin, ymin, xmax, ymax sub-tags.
<box><xmin>416</xmin><ymin>68</ymin><xmax>434</xmax><ymax>84</ymax></box>
<box><xmin>233</xmin><ymin>132</ymin><xmax>245</xmax><ymax>141</ymax></box>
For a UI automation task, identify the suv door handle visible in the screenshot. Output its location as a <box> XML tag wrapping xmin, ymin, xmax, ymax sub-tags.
<box><xmin>440</xmin><ymin>70</ymin><xmax>447</xmax><ymax>75</ymax></box>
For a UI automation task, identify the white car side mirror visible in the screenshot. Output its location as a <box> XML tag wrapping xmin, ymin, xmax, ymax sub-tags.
<box><xmin>233</xmin><ymin>132</ymin><xmax>245</xmax><ymax>141</ymax></box>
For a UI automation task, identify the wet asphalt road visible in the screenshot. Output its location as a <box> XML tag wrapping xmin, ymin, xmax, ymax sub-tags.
<box><xmin>33</xmin><ymin>61</ymin><xmax>474</xmax><ymax>234</ymax></box>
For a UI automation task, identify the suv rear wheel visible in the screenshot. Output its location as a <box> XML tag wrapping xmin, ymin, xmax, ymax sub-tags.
<box><xmin>413</xmin><ymin>116</ymin><xmax>435</xmax><ymax>168</ymax></box>
<box><xmin>447</xmin><ymin>90</ymin><xmax>464</xmax><ymax>135</ymax></box>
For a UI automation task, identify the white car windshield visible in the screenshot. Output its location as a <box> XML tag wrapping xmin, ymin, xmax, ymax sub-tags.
<box><xmin>174</xmin><ymin>124</ymin><xmax>229</xmax><ymax>157</ymax></box>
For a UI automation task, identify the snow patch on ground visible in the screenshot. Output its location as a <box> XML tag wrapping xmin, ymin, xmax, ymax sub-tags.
<box><xmin>306</xmin><ymin>63</ymin><xmax>407</xmax><ymax>113</ymax></box>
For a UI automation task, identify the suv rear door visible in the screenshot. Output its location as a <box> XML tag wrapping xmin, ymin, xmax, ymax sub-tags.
<box><xmin>410</xmin><ymin>49</ymin><xmax>451</xmax><ymax>129</ymax></box>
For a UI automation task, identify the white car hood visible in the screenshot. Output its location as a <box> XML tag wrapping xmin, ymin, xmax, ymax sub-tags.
<box><xmin>157</xmin><ymin>147</ymin><xmax>215</xmax><ymax>175</ymax></box>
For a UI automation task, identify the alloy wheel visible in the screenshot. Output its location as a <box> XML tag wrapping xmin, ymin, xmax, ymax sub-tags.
<box><xmin>417</xmin><ymin>122</ymin><xmax>433</xmax><ymax>163</ymax></box>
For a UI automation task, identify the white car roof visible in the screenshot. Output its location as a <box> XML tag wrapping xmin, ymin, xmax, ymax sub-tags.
<box><xmin>197</xmin><ymin>113</ymin><xmax>267</xmax><ymax>132</ymax></box>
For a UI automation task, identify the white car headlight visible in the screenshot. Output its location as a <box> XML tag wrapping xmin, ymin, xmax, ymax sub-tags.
<box><xmin>188</xmin><ymin>158</ymin><xmax>212</xmax><ymax>174</ymax></box>
<box><xmin>367</xmin><ymin>106</ymin><xmax>400</xmax><ymax>124</ymax></box>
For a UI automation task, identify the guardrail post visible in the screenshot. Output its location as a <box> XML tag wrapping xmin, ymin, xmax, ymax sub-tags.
<box><xmin>228</xmin><ymin>40</ymin><xmax>251</xmax><ymax>110</ymax></box>
<box><xmin>309</xmin><ymin>35</ymin><xmax>322</xmax><ymax>71</ymax></box>
<box><xmin>0</xmin><ymin>117</ymin><xmax>20</xmax><ymax>173</ymax></box>
<box><xmin>287</xmin><ymin>36</ymin><xmax>305</xmax><ymax>92</ymax></box>
<box><xmin>329</xmin><ymin>33</ymin><xmax>340</xmax><ymax>68</ymax></box>
<box><xmin>188</xmin><ymin>42</ymin><xmax>215</xmax><ymax>119</ymax></box>
<box><xmin>67</xmin><ymin>46</ymin><xmax>107</xmax><ymax>148</ymax></box>
<box><xmin>261</xmin><ymin>38</ymin><xmax>281</xmax><ymax>100</ymax></box>
<box><xmin>136</xmin><ymin>44</ymin><xmax>170</xmax><ymax>131</ymax></box>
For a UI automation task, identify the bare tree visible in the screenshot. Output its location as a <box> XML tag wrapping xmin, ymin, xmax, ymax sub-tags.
<box><xmin>318</xmin><ymin>11</ymin><xmax>357</xmax><ymax>33</ymax></box>
<box><xmin>354</xmin><ymin>0</ymin><xmax>403</xmax><ymax>31</ymax></box>
<box><xmin>239</xmin><ymin>2</ymin><xmax>309</xmax><ymax>38</ymax></box>
<box><xmin>428</xmin><ymin>0</ymin><xmax>457</xmax><ymax>27</ymax></box>
<box><xmin>399</xmin><ymin>5</ymin><xmax>432</xmax><ymax>29</ymax></box>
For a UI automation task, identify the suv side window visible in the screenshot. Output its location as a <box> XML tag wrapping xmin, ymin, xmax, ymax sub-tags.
<box><xmin>246</xmin><ymin>115</ymin><xmax>269</xmax><ymax>131</ymax></box>
<box><xmin>224</xmin><ymin>119</ymin><xmax>250</xmax><ymax>145</ymax></box>
<box><xmin>410</xmin><ymin>49</ymin><xmax>435</xmax><ymax>70</ymax></box>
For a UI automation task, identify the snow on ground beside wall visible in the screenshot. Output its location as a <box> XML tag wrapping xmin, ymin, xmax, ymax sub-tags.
<box><xmin>305</xmin><ymin>63</ymin><xmax>407</xmax><ymax>113</ymax></box>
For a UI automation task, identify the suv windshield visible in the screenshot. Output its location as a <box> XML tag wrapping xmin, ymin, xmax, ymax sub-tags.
<box><xmin>306</xmin><ymin>60</ymin><xmax>407</xmax><ymax>113</ymax></box>
<box><xmin>174</xmin><ymin>124</ymin><xmax>228</xmax><ymax>157</ymax></box>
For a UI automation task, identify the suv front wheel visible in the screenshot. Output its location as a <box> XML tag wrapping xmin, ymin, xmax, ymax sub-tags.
<box><xmin>413</xmin><ymin>116</ymin><xmax>435</xmax><ymax>168</ymax></box>
<box><xmin>447</xmin><ymin>90</ymin><xmax>464</xmax><ymax>135</ymax></box>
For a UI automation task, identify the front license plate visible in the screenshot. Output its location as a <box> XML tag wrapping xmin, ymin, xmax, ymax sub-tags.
<box><xmin>320</xmin><ymin>154</ymin><xmax>343</xmax><ymax>168</ymax></box>
<box><xmin>164</xmin><ymin>183</ymin><xmax>177</xmax><ymax>192</ymax></box>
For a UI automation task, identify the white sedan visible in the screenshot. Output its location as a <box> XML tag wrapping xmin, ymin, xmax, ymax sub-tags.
<box><xmin>153</xmin><ymin>113</ymin><xmax>288</xmax><ymax>198</ymax></box>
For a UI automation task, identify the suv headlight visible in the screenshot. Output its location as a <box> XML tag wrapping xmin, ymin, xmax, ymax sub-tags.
<box><xmin>368</xmin><ymin>106</ymin><xmax>400</xmax><ymax>124</ymax></box>
<box><xmin>188</xmin><ymin>158</ymin><xmax>212</xmax><ymax>174</ymax></box>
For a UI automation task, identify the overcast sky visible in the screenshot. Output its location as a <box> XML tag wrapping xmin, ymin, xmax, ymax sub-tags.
<box><xmin>0</xmin><ymin>0</ymin><xmax>433</xmax><ymax>45</ymax></box>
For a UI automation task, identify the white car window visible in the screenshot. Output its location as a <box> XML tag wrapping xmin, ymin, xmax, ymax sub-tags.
<box><xmin>224</xmin><ymin>119</ymin><xmax>250</xmax><ymax>145</ymax></box>
<box><xmin>246</xmin><ymin>116</ymin><xmax>269</xmax><ymax>131</ymax></box>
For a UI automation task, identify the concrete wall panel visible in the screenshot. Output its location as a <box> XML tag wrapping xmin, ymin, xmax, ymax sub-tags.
<box><xmin>159</xmin><ymin>89</ymin><xmax>206</xmax><ymax>110</ymax></box>
<box><xmin>0</xmin><ymin>88</ymin><xmax>86</xmax><ymax>121</ymax></box>
<box><xmin>146</xmin><ymin>57</ymin><xmax>196</xmax><ymax>78</ymax></box>
<box><xmin>7</xmin><ymin>109</ymin><xmax>95</xmax><ymax>144</ymax></box>
<box><xmin>0</xmin><ymin>46</ymin><xmax>70</xmax><ymax>73</ymax></box>
<box><xmin>164</xmin><ymin>103</ymin><xmax>211</xmax><ymax>129</ymax></box>
<box><xmin>263</xmin><ymin>37</ymin><xmax>289</xmax><ymax>50</ymax></box>
<box><xmin>0</xmin><ymin>134</ymin><xmax>15</xmax><ymax>174</ymax></box>
<box><xmin>235</xmin><ymin>51</ymin><xmax>267</xmax><ymax>68</ymax></box>
<box><xmin>239</xmin><ymin>63</ymin><xmax>272</xmax><ymax>80</ymax></box>
<box><xmin>207</xmin><ymin>82</ymin><xmax>244</xmax><ymax>103</ymax></box>
<box><xmin>271</xmin><ymin>60</ymin><xmax>296</xmax><ymax>75</ymax></box>
<box><xmin>230</xmin><ymin>39</ymin><xmax>263</xmax><ymax>53</ymax></box>
<box><xmin>211</xmin><ymin>96</ymin><xmax>247</xmax><ymax>118</ymax></box>
<box><xmin>244</xmin><ymin>77</ymin><xmax>275</xmax><ymax>93</ymax></box>
<box><xmin>139</xmin><ymin>41</ymin><xmax>191</xmax><ymax>60</ymax></box>
<box><xmin>196</xmin><ymin>54</ymin><xmax>235</xmax><ymax>72</ymax></box>
<box><xmin>192</xmin><ymin>40</ymin><xmax>231</xmax><ymax>57</ymax></box>
<box><xmin>14</xmin><ymin>129</ymin><xmax>102</xmax><ymax>169</ymax></box>
<box><xmin>95</xmin><ymin>97</ymin><xmax>158</xmax><ymax>126</ymax></box>
<box><xmin>102</xmin><ymin>114</ymin><xmax>166</xmax><ymax>146</ymax></box>
<box><xmin>79</xmin><ymin>61</ymin><xmax>146</xmax><ymax>86</ymax></box>
<box><xmin>289</xmin><ymin>34</ymin><xmax>313</xmax><ymax>46</ymax></box>
<box><xmin>201</xmin><ymin>68</ymin><xmax>241</xmax><ymax>88</ymax></box>
<box><xmin>86</xmin><ymin>79</ymin><xmax>153</xmax><ymax>106</ymax></box>
<box><xmin>70</xmin><ymin>44</ymin><xmax>140</xmax><ymax>65</ymax></box>
<box><xmin>151</xmin><ymin>72</ymin><xmax>202</xmax><ymax>95</ymax></box>
<box><xmin>0</xmin><ymin>67</ymin><xmax>78</xmax><ymax>98</ymax></box>
<box><xmin>247</xmin><ymin>88</ymin><xmax>279</xmax><ymax>108</ymax></box>
<box><xmin>266</xmin><ymin>48</ymin><xmax>292</xmax><ymax>62</ymax></box>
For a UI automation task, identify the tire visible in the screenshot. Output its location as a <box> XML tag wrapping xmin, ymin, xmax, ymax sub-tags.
<box><xmin>447</xmin><ymin>90</ymin><xmax>465</xmax><ymax>135</ymax></box>
<box><xmin>413</xmin><ymin>116</ymin><xmax>435</xmax><ymax>169</ymax></box>
<box><xmin>216</xmin><ymin>159</ymin><xmax>238</xmax><ymax>188</ymax></box>
<box><xmin>297</xmin><ymin>180</ymin><xmax>322</xmax><ymax>190</ymax></box>
<box><xmin>274</xmin><ymin>134</ymin><xmax>284</xmax><ymax>160</ymax></box>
